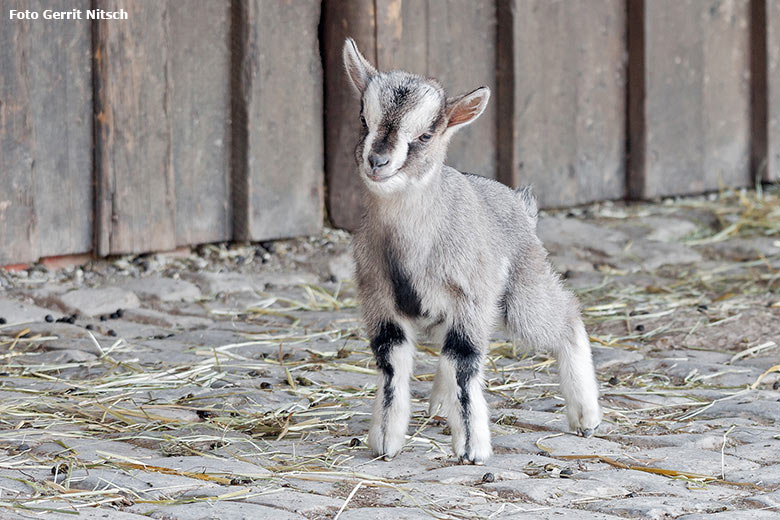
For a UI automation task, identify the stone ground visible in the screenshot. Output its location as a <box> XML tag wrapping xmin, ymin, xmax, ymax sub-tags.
<box><xmin>0</xmin><ymin>189</ymin><xmax>779</xmax><ymax>520</ymax></box>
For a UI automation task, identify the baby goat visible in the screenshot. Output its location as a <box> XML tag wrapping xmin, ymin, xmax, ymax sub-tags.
<box><xmin>343</xmin><ymin>38</ymin><xmax>601</xmax><ymax>464</ymax></box>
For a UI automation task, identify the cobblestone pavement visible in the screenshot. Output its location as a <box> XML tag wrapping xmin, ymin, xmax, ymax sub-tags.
<box><xmin>0</xmin><ymin>191</ymin><xmax>779</xmax><ymax>519</ymax></box>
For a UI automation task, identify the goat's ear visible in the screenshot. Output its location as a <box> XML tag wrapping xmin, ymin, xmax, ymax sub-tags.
<box><xmin>343</xmin><ymin>37</ymin><xmax>376</xmax><ymax>95</ymax></box>
<box><xmin>445</xmin><ymin>87</ymin><xmax>490</xmax><ymax>131</ymax></box>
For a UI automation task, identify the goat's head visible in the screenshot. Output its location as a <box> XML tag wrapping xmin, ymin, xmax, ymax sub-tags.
<box><xmin>343</xmin><ymin>38</ymin><xmax>490</xmax><ymax>196</ymax></box>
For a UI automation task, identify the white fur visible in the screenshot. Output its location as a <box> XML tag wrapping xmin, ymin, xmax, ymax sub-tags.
<box><xmin>367</xmin><ymin>336</ymin><xmax>416</xmax><ymax>459</ymax></box>
<box><xmin>555</xmin><ymin>322</ymin><xmax>602</xmax><ymax>433</ymax></box>
<box><xmin>400</xmin><ymin>89</ymin><xmax>443</xmax><ymax>136</ymax></box>
<box><xmin>343</xmin><ymin>38</ymin><xmax>376</xmax><ymax>94</ymax></box>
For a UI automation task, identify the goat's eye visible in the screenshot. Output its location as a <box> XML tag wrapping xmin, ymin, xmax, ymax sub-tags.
<box><xmin>360</xmin><ymin>115</ymin><xmax>367</xmax><ymax>128</ymax></box>
<box><xmin>418</xmin><ymin>133</ymin><xmax>432</xmax><ymax>143</ymax></box>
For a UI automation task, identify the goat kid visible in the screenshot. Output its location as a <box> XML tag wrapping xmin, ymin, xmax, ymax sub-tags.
<box><xmin>343</xmin><ymin>38</ymin><xmax>601</xmax><ymax>464</ymax></box>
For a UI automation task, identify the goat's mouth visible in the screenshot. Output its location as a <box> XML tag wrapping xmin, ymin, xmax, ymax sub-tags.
<box><xmin>366</xmin><ymin>170</ymin><xmax>397</xmax><ymax>183</ymax></box>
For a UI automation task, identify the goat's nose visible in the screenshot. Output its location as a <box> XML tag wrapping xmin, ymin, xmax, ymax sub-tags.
<box><xmin>368</xmin><ymin>153</ymin><xmax>390</xmax><ymax>171</ymax></box>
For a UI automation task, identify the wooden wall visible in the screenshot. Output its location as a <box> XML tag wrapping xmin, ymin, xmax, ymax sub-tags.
<box><xmin>234</xmin><ymin>0</ymin><xmax>323</xmax><ymax>242</ymax></box>
<box><xmin>628</xmin><ymin>0</ymin><xmax>752</xmax><ymax>198</ymax></box>
<box><xmin>1</xmin><ymin>0</ymin><xmax>777</xmax><ymax>265</ymax></box>
<box><xmin>498</xmin><ymin>0</ymin><xmax>626</xmax><ymax>208</ymax></box>
<box><xmin>94</xmin><ymin>0</ymin><xmax>322</xmax><ymax>256</ymax></box>
<box><xmin>1</xmin><ymin>0</ymin><xmax>323</xmax><ymax>264</ymax></box>
<box><xmin>0</xmin><ymin>0</ymin><xmax>92</xmax><ymax>265</ymax></box>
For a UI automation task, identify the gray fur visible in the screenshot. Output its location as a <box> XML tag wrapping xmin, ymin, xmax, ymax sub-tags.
<box><xmin>343</xmin><ymin>38</ymin><xmax>601</xmax><ymax>464</ymax></box>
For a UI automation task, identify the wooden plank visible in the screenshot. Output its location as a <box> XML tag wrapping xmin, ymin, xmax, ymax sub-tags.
<box><xmin>427</xmin><ymin>0</ymin><xmax>498</xmax><ymax>180</ymax></box>
<box><xmin>0</xmin><ymin>4</ymin><xmax>37</xmax><ymax>264</ymax></box>
<box><xmin>769</xmin><ymin>0</ymin><xmax>780</xmax><ymax>181</ymax></box>
<box><xmin>95</xmin><ymin>0</ymin><xmax>176</xmax><ymax>255</ymax></box>
<box><xmin>498</xmin><ymin>0</ymin><xmax>626</xmax><ymax>207</ymax></box>
<box><xmin>750</xmin><ymin>0</ymin><xmax>768</xmax><ymax>182</ymax></box>
<box><xmin>376</xmin><ymin>0</ymin><xmax>427</xmax><ymax>73</ymax></box>
<box><xmin>168</xmin><ymin>0</ymin><xmax>231</xmax><ymax>246</ymax></box>
<box><xmin>322</xmin><ymin>0</ymin><xmax>376</xmax><ymax>231</ymax></box>
<box><xmin>629</xmin><ymin>0</ymin><xmax>751</xmax><ymax>198</ymax></box>
<box><xmin>626</xmin><ymin>0</ymin><xmax>646</xmax><ymax>199</ymax></box>
<box><xmin>233</xmin><ymin>0</ymin><xmax>323</xmax><ymax>241</ymax></box>
<box><xmin>0</xmin><ymin>0</ymin><xmax>92</xmax><ymax>265</ymax></box>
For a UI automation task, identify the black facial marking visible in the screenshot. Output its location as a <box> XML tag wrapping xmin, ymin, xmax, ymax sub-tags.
<box><xmin>406</xmin><ymin>140</ymin><xmax>423</xmax><ymax>156</ymax></box>
<box><xmin>385</xmin><ymin>247</ymin><xmax>422</xmax><ymax>318</ymax></box>
<box><xmin>376</xmin><ymin>80</ymin><xmax>423</xmax><ymax>141</ymax></box>
<box><xmin>372</xmin><ymin>126</ymin><xmax>397</xmax><ymax>156</ymax></box>
<box><xmin>431</xmin><ymin>111</ymin><xmax>445</xmax><ymax>132</ymax></box>
<box><xmin>392</xmin><ymin>85</ymin><xmax>411</xmax><ymax>106</ymax></box>
<box><xmin>442</xmin><ymin>327</ymin><xmax>480</xmax><ymax>457</ymax></box>
<box><xmin>371</xmin><ymin>321</ymin><xmax>406</xmax><ymax>409</ymax></box>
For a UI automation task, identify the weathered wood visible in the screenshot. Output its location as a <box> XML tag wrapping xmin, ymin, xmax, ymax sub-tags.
<box><xmin>427</xmin><ymin>0</ymin><xmax>498</xmax><ymax>180</ymax></box>
<box><xmin>0</xmin><ymin>0</ymin><xmax>92</xmax><ymax>265</ymax></box>
<box><xmin>95</xmin><ymin>0</ymin><xmax>176</xmax><ymax>256</ymax></box>
<box><xmin>232</xmin><ymin>0</ymin><xmax>323</xmax><ymax>241</ymax></box>
<box><xmin>768</xmin><ymin>0</ymin><xmax>780</xmax><ymax>181</ymax></box>
<box><xmin>750</xmin><ymin>0</ymin><xmax>768</xmax><ymax>182</ymax></box>
<box><xmin>96</xmin><ymin>1</ymin><xmax>230</xmax><ymax>253</ymax></box>
<box><xmin>628</xmin><ymin>0</ymin><xmax>751</xmax><ymax>198</ymax></box>
<box><xmin>498</xmin><ymin>0</ymin><xmax>626</xmax><ymax>207</ymax></box>
<box><xmin>0</xmin><ymin>5</ymin><xmax>37</xmax><ymax>265</ymax></box>
<box><xmin>376</xmin><ymin>0</ymin><xmax>427</xmax><ymax>73</ymax></box>
<box><xmin>169</xmin><ymin>0</ymin><xmax>231</xmax><ymax>246</ymax></box>
<box><xmin>496</xmin><ymin>0</ymin><xmax>515</xmax><ymax>191</ymax></box>
<box><xmin>167</xmin><ymin>0</ymin><xmax>232</xmax><ymax>245</ymax></box>
<box><xmin>322</xmin><ymin>0</ymin><xmax>376</xmax><ymax>231</ymax></box>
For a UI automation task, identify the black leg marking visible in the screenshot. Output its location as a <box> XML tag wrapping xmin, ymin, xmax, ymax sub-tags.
<box><xmin>385</xmin><ymin>248</ymin><xmax>422</xmax><ymax>318</ymax></box>
<box><xmin>371</xmin><ymin>321</ymin><xmax>405</xmax><ymax>410</ymax></box>
<box><xmin>442</xmin><ymin>327</ymin><xmax>480</xmax><ymax>457</ymax></box>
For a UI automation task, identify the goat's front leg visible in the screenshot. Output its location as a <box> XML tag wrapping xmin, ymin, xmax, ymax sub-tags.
<box><xmin>367</xmin><ymin>320</ymin><xmax>415</xmax><ymax>460</ymax></box>
<box><xmin>437</xmin><ymin>325</ymin><xmax>491</xmax><ymax>464</ymax></box>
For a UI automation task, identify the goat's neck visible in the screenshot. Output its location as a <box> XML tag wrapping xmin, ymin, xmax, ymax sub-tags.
<box><xmin>366</xmin><ymin>165</ymin><xmax>445</xmax><ymax>241</ymax></box>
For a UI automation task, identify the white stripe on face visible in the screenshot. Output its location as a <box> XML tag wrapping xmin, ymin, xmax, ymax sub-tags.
<box><xmin>397</xmin><ymin>86</ymin><xmax>442</xmax><ymax>141</ymax></box>
<box><xmin>362</xmin><ymin>80</ymin><xmax>442</xmax><ymax>167</ymax></box>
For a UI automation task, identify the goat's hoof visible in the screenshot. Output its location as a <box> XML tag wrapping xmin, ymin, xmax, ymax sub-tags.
<box><xmin>381</xmin><ymin>455</ymin><xmax>394</xmax><ymax>462</ymax></box>
<box><xmin>458</xmin><ymin>455</ymin><xmax>486</xmax><ymax>466</ymax></box>
<box><xmin>576</xmin><ymin>424</ymin><xmax>599</xmax><ymax>438</ymax></box>
<box><xmin>367</xmin><ymin>424</ymin><xmax>405</xmax><ymax>461</ymax></box>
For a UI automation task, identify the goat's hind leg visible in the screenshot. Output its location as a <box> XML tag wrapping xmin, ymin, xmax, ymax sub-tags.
<box><xmin>367</xmin><ymin>320</ymin><xmax>415</xmax><ymax>460</ymax></box>
<box><xmin>505</xmin><ymin>278</ymin><xmax>601</xmax><ymax>436</ymax></box>
<box><xmin>555</xmin><ymin>315</ymin><xmax>601</xmax><ymax>436</ymax></box>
